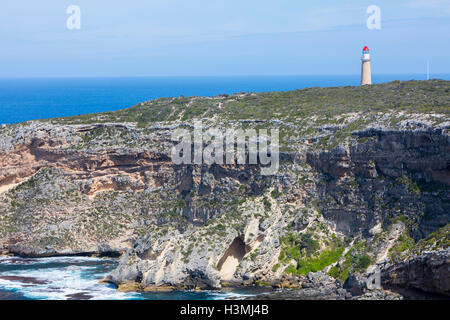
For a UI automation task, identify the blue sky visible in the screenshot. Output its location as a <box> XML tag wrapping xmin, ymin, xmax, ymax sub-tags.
<box><xmin>1</xmin><ymin>0</ymin><xmax>449</xmax><ymax>77</ymax></box>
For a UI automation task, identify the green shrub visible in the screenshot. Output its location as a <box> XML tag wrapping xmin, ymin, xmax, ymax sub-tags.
<box><xmin>263</xmin><ymin>197</ymin><xmax>271</xmax><ymax>210</ymax></box>
<box><xmin>389</xmin><ymin>233</ymin><xmax>415</xmax><ymax>260</ymax></box>
<box><xmin>270</xmin><ymin>189</ymin><xmax>282</xmax><ymax>199</ymax></box>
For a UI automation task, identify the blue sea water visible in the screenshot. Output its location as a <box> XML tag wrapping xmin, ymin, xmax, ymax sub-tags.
<box><xmin>1</xmin><ymin>74</ymin><xmax>449</xmax><ymax>125</ymax></box>
<box><xmin>0</xmin><ymin>256</ymin><xmax>264</xmax><ymax>300</ymax></box>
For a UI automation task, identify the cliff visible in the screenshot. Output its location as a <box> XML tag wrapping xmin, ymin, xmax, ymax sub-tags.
<box><xmin>0</xmin><ymin>80</ymin><xmax>449</xmax><ymax>298</ymax></box>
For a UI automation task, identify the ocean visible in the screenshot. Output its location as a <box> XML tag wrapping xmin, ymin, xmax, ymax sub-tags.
<box><xmin>0</xmin><ymin>255</ymin><xmax>264</xmax><ymax>300</ymax></box>
<box><xmin>1</xmin><ymin>74</ymin><xmax>449</xmax><ymax>125</ymax></box>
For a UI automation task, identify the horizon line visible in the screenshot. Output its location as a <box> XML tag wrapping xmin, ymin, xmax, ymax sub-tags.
<box><xmin>0</xmin><ymin>73</ymin><xmax>449</xmax><ymax>80</ymax></box>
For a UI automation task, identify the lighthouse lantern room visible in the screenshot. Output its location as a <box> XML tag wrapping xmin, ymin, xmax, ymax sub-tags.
<box><xmin>361</xmin><ymin>46</ymin><xmax>372</xmax><ymax>85</ymax></box>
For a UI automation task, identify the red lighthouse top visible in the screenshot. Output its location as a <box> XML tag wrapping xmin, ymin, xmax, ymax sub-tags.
<box><xmin>363</xmin><ymin>46</ymin><xmax>370</xmax><ymax>52</ymax></box>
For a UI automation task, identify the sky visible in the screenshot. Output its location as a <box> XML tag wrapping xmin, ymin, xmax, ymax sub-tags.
<box><xmin>0</xmin><ymin>0</ymin><xmax>449</xmax><ymax>77</ymax></box>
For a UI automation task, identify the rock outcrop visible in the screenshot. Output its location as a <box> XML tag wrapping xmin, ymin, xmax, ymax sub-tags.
<box><xmin>381</xmin><ymin>249</ymin><xmax>450</xmax><ymax>297</ymax></box>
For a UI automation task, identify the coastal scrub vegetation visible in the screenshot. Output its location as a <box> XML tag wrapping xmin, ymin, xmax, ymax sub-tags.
<box><xmin>48</xmin><ymin>80</ymin><xmax>450</xmax><ymax>126</ymax></box>
<box><xmin>327</xmin><ymin>240</ymin><xmax>373</xmax><ymax>283</ymax></box>
<box><xmin>279</xmin><ymin>232</ymin><xmax>346</xmax><ymax>276</ymax></box>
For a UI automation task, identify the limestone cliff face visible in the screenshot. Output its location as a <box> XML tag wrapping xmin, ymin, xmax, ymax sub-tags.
<box><xmin>0</xmin><ymin>81</ymin><xmax>449</xmax><ymax>297</ymax></box>
<box><xmin>380</xmin><ymin>249</ymin><xmax>450</xmax><ymax>296</ymax></box>
<box><xmin>307</xmin><ymin>128</ymin><xmax>450</xmax><ymax>238</ymax></box>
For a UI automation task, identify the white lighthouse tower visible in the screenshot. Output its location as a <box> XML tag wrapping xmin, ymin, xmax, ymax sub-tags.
<box><xmin>361</xmin><ymin>46</ymin><xmax>372</xmax><ymax>86</ymax></box>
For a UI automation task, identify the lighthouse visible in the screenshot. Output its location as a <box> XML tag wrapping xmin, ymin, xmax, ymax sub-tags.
<box><xmin>361</xmin><ymin>46</ymin><xmax>372</xmax><ymax>86</ymax></box>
